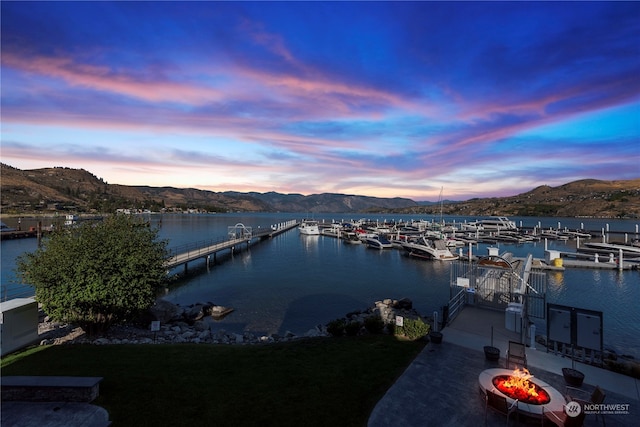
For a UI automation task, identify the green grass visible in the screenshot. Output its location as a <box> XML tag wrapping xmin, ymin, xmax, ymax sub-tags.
<box><xmin>1</xmin><ymin>336</ymin><xmax>424</xmax><ymax>426</ymax></box>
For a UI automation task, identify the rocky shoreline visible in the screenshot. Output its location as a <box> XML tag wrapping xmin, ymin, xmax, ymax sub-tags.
<box><xmin>33</xmin><ymin>297</ymin><xmax>640</xmax><ymax>380</ymax></box>
<box><xmin>37</xmin><ymin>297</ymin><xmax>427</xmax><ymax>346</ymax></box>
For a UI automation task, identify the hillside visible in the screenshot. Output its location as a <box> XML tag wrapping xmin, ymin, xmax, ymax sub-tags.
<box><xmin>1</xmin><ymin>164</ymin><xmax>638</xmax><ymax>217</ymax></box>
<box><xmin>0</xmin><ymin>164</ymin><xmax>416</xmax><ymax>214</ymax></box>
<box><xmin>391</xmin><ymin>179</ymin><xmax>640</xmax><ymax>219</ymax></box>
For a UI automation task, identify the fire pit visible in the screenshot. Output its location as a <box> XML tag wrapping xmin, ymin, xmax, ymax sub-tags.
<box><xmin>492</xmin><ymin>369</ymin><xmax>550</xmax><ymax>405</ymax></box>
<box><xmin>479</xmin><ymin>368</ymin><xmax>565</xmax><ymax>417</ymax></box>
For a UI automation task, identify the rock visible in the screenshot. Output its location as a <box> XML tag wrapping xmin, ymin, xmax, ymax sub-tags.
<box><xmin>194</xmin><ymin>320</ymin><xmax>209</xmax><ymax>331</ymax></box>
<box><xmin>210</xmin><ymin>305</ymin><xmax>234</xmax><ymax>320</ymax></box>
<box><xmin>395</xmin><ymin>298</ymin><xmax>413</xmax><ymax>310</ymax></box>
<box><xmin>149</xmin><ymin>299</ymin><xmax>180</xmax><ymax>323</ymax></box>
<box><xmin>233</xmin><ymin>333</ymin><xmax>244</xmax><ymax>344</ymax></box>
<box><xmin>181</xmin><ymin>331</ymin><xmax>195</xmax><ymax>339</ymax></box>
<box><xmin>185</xmin><ymin>304</ymin><xmax>209</xmax><ymax>322</ymax></box>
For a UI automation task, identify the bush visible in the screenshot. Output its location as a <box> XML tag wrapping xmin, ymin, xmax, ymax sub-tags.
<box><xmin>386</xmin><ymin>323</ymin><xmax>395</xmax><ymax>335</ymax></box>
<box><xmin>327</xmin><ymin>319</ymin><xmax>346</xmax><ymax>336</ymax></box>
<box><xmin>364</xmin><ymin>315</ymin><xmax>385</xmax><ymax>334</ymax></box>
<box><xmin>345</xmin><ymin>321</ymin><xmax>362</xmax><ymax>336</ymax></box>
<box><xmin>16</xmin><ymin>214</ymin><xmax>169</xmax><ymax>335</ymax></box>
<box><xmin>394</xmin><ymin>317</ymin><xmax>430</xmax><ymax>341</ymax></box>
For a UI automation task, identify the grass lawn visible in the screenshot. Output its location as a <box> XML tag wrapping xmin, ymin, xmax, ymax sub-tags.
<box><xmin>1</xmin><ymin>335</ymin><xmax>425</xmax><ymax>426</ymax></box>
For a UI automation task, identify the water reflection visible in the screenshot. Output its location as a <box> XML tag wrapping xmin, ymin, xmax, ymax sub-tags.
<box><xmin>2</xmin><ymin>213</ymin><xmax>639</xmax><ymax>358</ymax></box>
<box><xmin>300</xmin><ymin>235</ymin><xmax>319</xmax><ymax>253</ymax></box>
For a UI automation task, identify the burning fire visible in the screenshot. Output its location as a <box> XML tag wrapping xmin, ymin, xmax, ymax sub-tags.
<box><xmin>492</xmin><ymin>368</ymin><xmax>551</xmax><ymax>405</ymax></box>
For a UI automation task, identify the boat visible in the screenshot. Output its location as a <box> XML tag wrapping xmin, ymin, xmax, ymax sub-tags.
<box><xmin>401</xmin><ymin>236</ymin><xmax>459</xmax><ymax>261</ymax></box>
<box><xmin>461</xmin><ymin>216</ymin><xmax>517</xmax><ymax>232</ymax></box>
<box><xmin>298</xmin><ymin>220</ymin><xmax>320</xmax><ymax>235</ymax></box>
<box><xmin>343</xmin><ymin>233</ymin><xmax>362</xmax><ymax>244</ymax></box>
<box><xmin>321</xmin><ymin>223</ymin><xmax>343</xmax><ymax>237</ymax></box>
<box><xmin>0</xmin><ymin>221</ymin><xmax>16</xmax><ymax>233</ymax></box>
<box><xmin>364</xmin><ymin>235</ymin><xmax>393</xmax><ymax>249</ymax></box>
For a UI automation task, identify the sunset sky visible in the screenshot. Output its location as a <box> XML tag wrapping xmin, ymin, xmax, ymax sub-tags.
<box><xmin>1</xmin><ymin>1</ymin><xmax>639</xmax><ymax>201</ymax></box>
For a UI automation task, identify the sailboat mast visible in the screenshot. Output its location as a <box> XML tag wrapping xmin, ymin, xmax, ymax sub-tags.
<box><xmin>439</xmin><ymin>186</ymin><xmax>444</xmax><ymax>225</ymax></box>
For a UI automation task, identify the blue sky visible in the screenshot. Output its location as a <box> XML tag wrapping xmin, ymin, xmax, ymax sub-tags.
<box><xmin>1</xmin><ymin>1</ymin><xmax>639</xmax><ymax>200</ymax></box>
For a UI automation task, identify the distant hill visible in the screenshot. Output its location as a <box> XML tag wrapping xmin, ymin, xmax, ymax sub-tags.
<box><xmin>390</xmin><ymin>179</ymin><xmax>640</xmax><ymax>219</ymax></box>
<box><xmin>0</xmin><ymin>164</ymin><xmax>417</xmax><ymax>214</ymax></box>
<box><xmin>1</xmin><ymin>164</ymin><xmax>638</xmax><ymax>218</ymax></box>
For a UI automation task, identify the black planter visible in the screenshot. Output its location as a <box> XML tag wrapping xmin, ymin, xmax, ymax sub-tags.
<box><xmin>484</xmin><ymin>346</ymin><xmax>500</xmax><ymax>361</ymax></box>
<box><xmin>430</xmin><ymin>331</ymin><xmax>443</xmax><ymax>344</ymax></box>
<box><xmin>562</xmin><ymin>368</ymin><xmax>585</xmax><ymax>387</ymax></box>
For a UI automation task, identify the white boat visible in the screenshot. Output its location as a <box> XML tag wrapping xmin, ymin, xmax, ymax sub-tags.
<box><xmin>298</xmin><ymin>220</ymin><xmax>320</xmax><ymax>235</ymax></box>
<box><xmin>401</xmin><ymin>236</ymin><xmax>459</xmax><ymax>261</ymax></box>
<box><xmin>343</xmin><ymin>233</ymin><xmax>362</xmax><ymax>244</ymax></box>
<box><xmin>321</xmin><ymin>223</ymin><xmax>343</xmax><ymax>237</ymax></box>
<box><xmin>445</xmin><ymin>238</ymin><xmax>466</xmax><ymax>248</ymax></box>
<box><xmin>462</xmin><ymin>216</ymin><xmax>517</xmax><ymax>232</ymax></box>
<box><xmin>364</xmin><ymin>235</ymin><xmax>393</xmax><ymax>249</ymax></box>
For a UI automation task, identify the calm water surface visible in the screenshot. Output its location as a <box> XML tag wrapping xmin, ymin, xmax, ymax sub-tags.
<box><xmin>2</xmin><ymin>213</ymin><xmax>639</xmax><ymax>358</ymax></box>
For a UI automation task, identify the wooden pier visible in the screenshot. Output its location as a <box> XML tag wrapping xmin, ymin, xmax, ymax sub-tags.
<box><xmin>165</xmin><ymin>220</ymin><xmax>298</xmax><ymax>272</ymax></box>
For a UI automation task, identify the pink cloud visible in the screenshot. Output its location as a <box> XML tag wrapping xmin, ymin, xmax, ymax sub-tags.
<box><xmin>2</xmin><ymin>52</ymin><xmax>226</xmax><ymax>105</ymax></box>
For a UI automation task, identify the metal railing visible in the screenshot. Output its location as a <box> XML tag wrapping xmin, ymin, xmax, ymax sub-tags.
<box><xmin>1</xmin><ymin>283</ymin><xmax>35</xmax><ymax>302</ymax></box>
<box><xmin>446</xmin><ymin>287</ymin><xmax>467</xmax><ymax>325</ymax></box>
<box><xmin>167</xmin><ymin>236</ymin><xmax>233</xmax><ymax>260</ymax></box>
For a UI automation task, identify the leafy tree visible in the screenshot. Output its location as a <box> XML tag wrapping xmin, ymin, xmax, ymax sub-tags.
<box><xmin>17</xmin><ymin>214</ymin><xmax>169</xmax><ymax>335</ymax></box>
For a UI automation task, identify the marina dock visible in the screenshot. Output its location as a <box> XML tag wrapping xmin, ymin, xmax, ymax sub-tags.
<box><xmin>165</xmin><ymin>220</ymin><xmax>298</xmax><ymax>272</ymax></box>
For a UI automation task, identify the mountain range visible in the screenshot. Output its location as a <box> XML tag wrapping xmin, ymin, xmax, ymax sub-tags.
<box><xmin>1</xmin><ymin>163</ymin><xmax>639</xmax><ymax>218</ymax></box>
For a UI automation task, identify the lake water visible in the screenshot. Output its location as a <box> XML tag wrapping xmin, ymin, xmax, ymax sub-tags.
<box><xmin>2</xmin><ymin>213</ymin><xmax>639</xmax><ymax>359</ymax></box>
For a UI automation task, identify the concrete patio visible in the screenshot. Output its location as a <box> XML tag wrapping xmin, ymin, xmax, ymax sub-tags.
<box><xmin>368</xmin><ymin>306</ymin><xmax>639</xmax><ymax>426</ymax></box>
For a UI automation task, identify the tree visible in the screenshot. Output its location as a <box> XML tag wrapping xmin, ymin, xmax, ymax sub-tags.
<box><xmin>17</xmin><ymin>214</ymin><xmax>169</xmax><ymax>335</ymax></box>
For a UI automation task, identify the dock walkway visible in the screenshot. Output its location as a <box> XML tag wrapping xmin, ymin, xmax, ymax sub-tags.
<box><xmin>165</xmin><ymin>220</ymin><xmax>298</xmax><ymax>270</ymax></box>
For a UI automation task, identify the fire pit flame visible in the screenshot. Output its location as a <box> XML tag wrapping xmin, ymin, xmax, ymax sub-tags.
<box><xmin>492</xmin><ymin>368</ymin><xmax>550</xmax><ymax>405</ymax></box>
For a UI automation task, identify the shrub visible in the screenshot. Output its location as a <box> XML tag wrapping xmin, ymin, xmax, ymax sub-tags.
<box><xmin>16</xmin><ymin>214</ymin><xmax>169</xmax><ymax>335</ymax></box>
<box><xmin>327</xmin><ymin>319</ymin><xmax>346</xmax><ymax>336</ymax></box>
<box><xmin>386</xmin><ymin>323</ymin><xmax>395</xmax><ymax>335</ymax></box>
<box><xmin>394</xmin><ymin>317</ymin><xmax>430</xmax><ymax>341</ymax></box>
<box><xmin>364</xmin><ymin>315</ymin><xmax>385</xmax><ymax>334</ymax></box>
<box><xmin>345</xmin><ymin>321</ymin><xmax>362</xmax><ymax>336</ymax></box>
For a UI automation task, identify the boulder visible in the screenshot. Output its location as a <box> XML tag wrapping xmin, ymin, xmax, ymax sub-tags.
<box><xmin>149</xmin><ymin>299</ymin><xmax>180</xmax><ymax>323</ymax></box>
<box><xmin>395</xmin><ymin>298</ymin><xmax>413</xmax><ymax>310</ymax></box>
<box><xmin>210</xmin><ymin>305</ymin><xmax>234</xmax><ymax>320</ymax></box>
<box><xmin>183</xmin><ymin>304</ymin><xmax>208</xmax><ymax>323</ymax></box>
<box><xmin>193</xmin><ymin>320</ymin><xmax>209</xmax><ymax>332</ymax></box>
